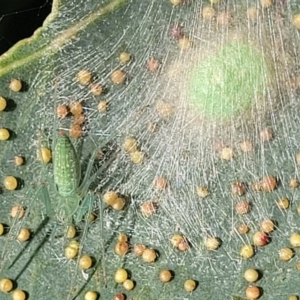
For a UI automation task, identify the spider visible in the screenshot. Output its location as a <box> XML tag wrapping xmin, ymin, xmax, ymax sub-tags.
<box><xmin>41</xmin><ymin>130</ymin><xmax>117</xmax><ymax>224</ymax></box>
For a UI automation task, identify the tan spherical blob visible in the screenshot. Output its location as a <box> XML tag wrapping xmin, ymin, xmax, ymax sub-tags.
<box><xmin>133</xmin><ymin>244</ymin><xmax>146</xmax><ymax>256</ymax></box>
<box><xmin>38</xmin><ymin>147</ymin><xmax>52</xmax><ymax>164</ymax></box>
<box><xmin>97</xmin><ymin>100</ymin><xmax>108</xmax><ymax>113</ymax></box>
<box><xmin>178</xmin><ymin>239</ymin><xmax>190</xmax><ymax>251</ymax></box>
<box><xmin>142</xmin><ymin>248</ymin><xmax>157</xmax><ymax>263</ymax></box>
<box><xmin>293</xmin><ymin>14</ymin><xmax>300</xmax><ymax>29</ymax></box>
<box><xmin>57</xmin><ymin>105</ymin><xmax>68</xmax><ymax>118</ymax></box>
<box><xmin>252</xmin><ymin>231</ymin><xmax>269</xmax><ymax>247</ymax></box>
<box><xmin>279</xmin><ymin>247</ymin><xmax>294</xmax><ymax>261</ymax></box>
<box><xmin>159</xmin><ymin>270</ymin><xmax>172</xmax><ymax>283</ymax></box>
<box><xmin>103</xmin><ymin>191</ymin><xmax>118</xmax><ymax>205</ymax></box>
<box><xmin>252</xmin><ymin>182</ymin><xmax>262</xmax><ymax>192</ymax></box>
<box><xmin>205</xmin><ymin>237</ymin><xmax>220</xmax><ymax>250</ymax></box>
<box><xmin>79</xmin><ymin>255</ymin><xmax>93</xmax><ymax>270</ymax></box>
<box><xmin>115</xmin><ymin>241</ymin><xmax>129</xmax><ymax>256</ymax></box>
<box><xmin>240</xmin><ymin>245</ymin><xmax>255</xmax><ymax>259</ymax></box>
<box><xmin>69</xmin><ymin>101</ymin><xmax>83</xmax><ymax>116</ymax></box>
<box><xmin>237</xmin><ymin>223</ymin><xmax>250</xmax><ymax>235</ymax></box>
<box><xmin>123</xmin><ymin>279</ymin><xmax>135</xmax><ymax>291</ymax></box>
<box><xmin>119</xmin><ymin>51</ymin><xmax>131</xmax><ymax>64</ymax></box>
<box><xmin>66</xmin><ymin>225</ymin><xmax>76</xmax><ymax>239</ymax></box>
<box><xmin>155</xmin><ymin>100</ymin><xmax>174</xmax><ymax>118</ymax></box>
<box><xmin>290</xmin><ymin>233</ymin><xmax>300</xmax><ymax>248</ymax></box>
<box><xmin>84</xmin><ymin>291</ymin><xmax>98</xmax><ymax>300</ymax></box>
<box><xmin>289</xmin><ymin>178</ymin><xmax>299</xmax><ymax>189</ymax></box>
<box><xmin>90</xmin><ymin>83</ymin><xmax>103</xmax><ymax>96</ymax></box>
<box><xmin>69</xmin><ymin>124</ymin><xmax>83</xmax><ymax>139</ymax></box>
<box><xmin>4</xmin><ymin>176</ymin><xmax>18</xmax><ymax>190</ymax></box>
<box><xmin>261</xmin><ymin>176</ymin><xmax>277</xmax><ymax>192</ymax></box>
<box><xmin>0</xmin><ymin>128</ymin><xmax>10</xmax><ymax>140</ymax></box>
<box><xmin>12</xmin><ymin>289</ymin><xmax>26</xmax><ymax>300</ymax></box>
<box><xmin>118</xmin><ymin>233</ymin><xmax>128</xmax><ymax>243</ymax></box>
<box><xmin>87</xmin><ymin>213</ymin><xmax>96</xmax><ymax>223</ymax></box>
<box><xmin>235</xmin><ymin>200</ymin><xmax>251</xmax><ymax>215</ymax></box>
<box><xmin>65</xmin><ymin>245</ymin><xmax>78</xmax><ymax>259</ymax></box>
<box><xmin>0</xmin><ymin>96</ymin><xmax>7</xmax><ymax>111</ymax></box>
<box><xmin>154</xmin><ymin>177</ymin><xmax>168</xmax><ymax>190</ymax></box>
<box><xmin>17</xmin><ymin>228</ymin><xmax>30</xmax><ymax>242</ymax></box>
<box><xmin>11</xmin><ymin>205</ymin><xmax>25</xmax><ymax>219</ymax></box>
<box><xmin>74</xmin><ymin>114</ymin><xmax>85</xmax><ymax>125</ymax></box>
<box><xmin>277</xmin><ymin>198</ymin><xmax>290</xmax><ymax>210</ymax></box>
<box><xmin>0</xmin><ymin>278</ymin><xmax>13</xmax><ymax>292</ymax></box>
<box><xmin>231</xmin><ymin>182</ymin><xmax>246</xmax><ymax>196</ymax></box>
<box><xmin>9</xmin><ymin>79</ymin><xmax>22</xmax><ymax>92</ymax></box>
<box><xmin>196</xmin><ymin>186</ymin><xmax>210</xmax><ymax>198</ymax></box>
<box><xmin>140</xmin><ymin>201</ymin><xmax>156</xmax><ymax>217</ymax></box>
<box><xmin>68</xmin><ymin>240</ymin><xmax>79</xmax><ymax>250</ymax></box>
<box><xmin>244</xmin><ymin>269</ymin><xmax>259</xmax><ymax>283</ymax></box>
<box><xmin>0</xmin><ymin>224</ymin><xmax>4</xmax><ymax>236</ymax></box>
<box><xmin>260</xmin><ymin>220</ymin><xmax>274</xmax><ymax>233</ymax></box>
<box><xmin>202</xmin><ymin>6</ymin><xmax>216</xmax><ymax>20</ymax></box>
<box><xmin>114</xmin><ymin>268</ymin><xmax>128</xmax><ymax>283</ymax></box>
<box><xmin>220</xmin><ymin>147</ymin><xmax>234</xmax><ymax>160</ymax></box>
<box><xmin>245</xmin><ymin>285</ymin><xmax>261</xmax><ymax>300</ymax></box>
<box><xmin>113</xmin><ymin>293</ymin><xmax>125</xmax><ymax>300</ymax></box>
<box><xmin>170</xmin><ymin>234</ymin><xmax>184</xmax><ymax>247</ymax></box>
<box><xmin>183</xmin><ymin>279</ymin><xmax>196</xmax><ymax>292</ymax></box>
<box><xmin>76</xmin><ymin>70</ymin><xmax>92</xmax><ymax>85</ymax></box>
<box><xmin>130</xmin><ymin>151</ymin><xmax>145</xmax><ymax>164</ymax></box>
<box><xmin>111</xmin><ymin>70</ymin><xmax>126</xmax><ymax>84</ymax></box>
<box><xmin>111</xmin><ymin>197</ymin><xmax>125</xmax><ymax>210</ymax></box>
<box><xmin>14</xmin><ymin>156</ymin><xmax>24</xmax><ymax>166</ymax></box>
<box><xmin>123</xmin><ymin>138</ymin><xmax>138</xmax><ymax>153</ymax></box>
<box><xmin>170</xmin><ymin>0</ymin><xmax>182</xmax><ymax>5</ymax></box>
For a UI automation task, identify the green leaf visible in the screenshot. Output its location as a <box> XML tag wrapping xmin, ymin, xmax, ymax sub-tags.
<box><xmin>0</xmin><ymin>0</ymin><xmax>300</xmax><ymax>299</ymax></box>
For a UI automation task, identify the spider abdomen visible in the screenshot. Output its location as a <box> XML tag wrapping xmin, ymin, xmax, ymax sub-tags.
<box><xmin>53</xmin><ymin>133</ymin><xmax>80</xmax><ymax>197</ymax></box>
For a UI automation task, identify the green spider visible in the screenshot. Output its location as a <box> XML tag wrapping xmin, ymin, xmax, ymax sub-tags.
<box><xmin>42</xmin><ymin>131</ymin><xmax>116</xmax><ymax>223</ymax></box>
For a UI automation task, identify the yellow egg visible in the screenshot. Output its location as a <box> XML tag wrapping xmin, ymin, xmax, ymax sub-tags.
<box><xmin>38</xmin><ymin>147</ymin><xmax>52</xmax><ymax>164</ymax></box>
<box><xmin>0</xmin><ymin>278</ymin><xmax>13</xmax><ymax>292</ymax></box>
<box><xmin>0</xmin><ymin>128</ymin><xmax>10</xmax><ymax>140</ymax></box>
<box><xmin>114</xmin><ymin>268</ymin><xmax>128</xmax><ymax>283</ymax></box>
<box><xmin>12</xmin><ymin>289</ymin><xmax>26</xmax><ymax>300</ymax></box>
<box><xmin>3</xmin><ymin>176</ymin><xmax>18</xmax><ymax>190</ymax></box>
<box><xmin>9</xmin><ymin>79</ymin><xmax>22</xmax><ymax>92</ymax></box>
<box><xmin>0</xmin><ymin>96</ymin><xmax>7</xmax><ymax>111</ymax></box>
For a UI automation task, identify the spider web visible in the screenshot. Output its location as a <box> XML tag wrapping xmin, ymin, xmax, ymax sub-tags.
<box><xmin>0</xmin><ymin>0</ymin><xmax>52</xmax><ymax>55</ymax></box>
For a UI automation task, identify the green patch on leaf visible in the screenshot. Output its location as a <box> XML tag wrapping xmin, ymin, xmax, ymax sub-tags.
<box><xmin>188</xmin><ymin>42</ymin><xmax>272</xmax><ymax>120</ymax></box>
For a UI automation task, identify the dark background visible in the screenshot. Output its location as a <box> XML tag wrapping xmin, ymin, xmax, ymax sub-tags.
<box><xmin>0</xmin><ymin>0</ymin><xmax>52</xmax><ymax>55</ymax></box>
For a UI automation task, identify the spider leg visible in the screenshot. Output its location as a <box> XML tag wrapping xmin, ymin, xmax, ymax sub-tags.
<box><xmin>74</xmin><ymin>192</ymin><xmax>95</xmax><ymax>224</ymax></box>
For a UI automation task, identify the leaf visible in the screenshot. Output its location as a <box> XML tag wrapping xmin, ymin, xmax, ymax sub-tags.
<box><xmin>0</xmin><ymin>0</ymin><xmax>300</xmax><ymax>299</ymax></box>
